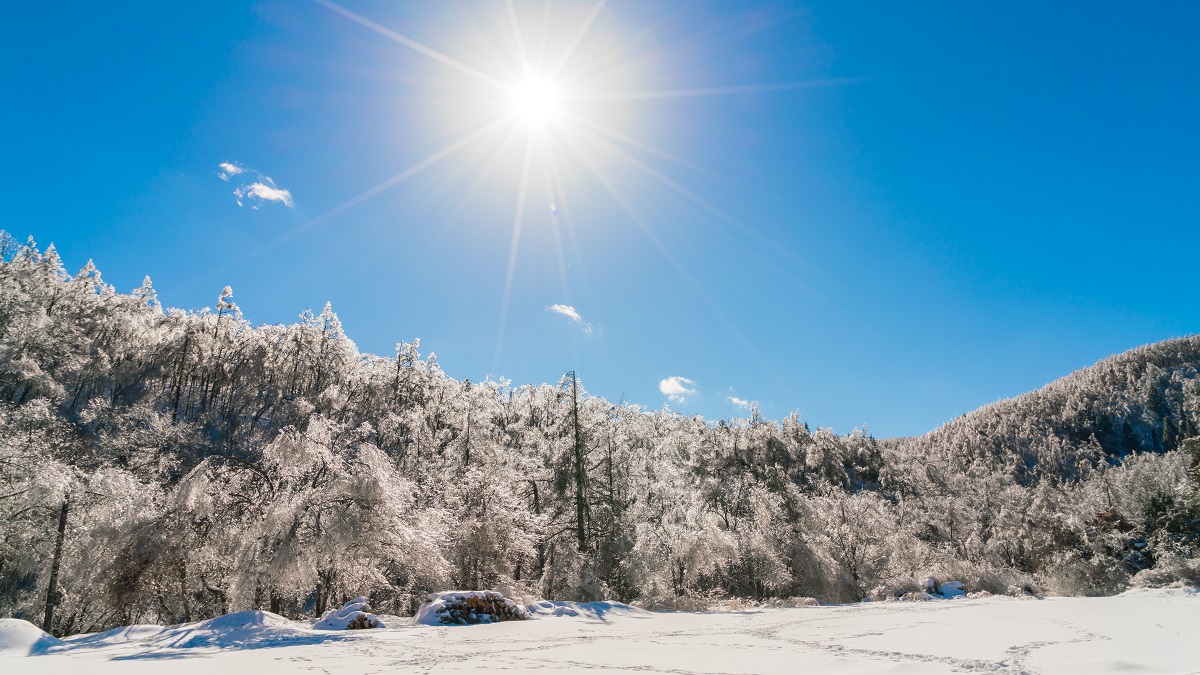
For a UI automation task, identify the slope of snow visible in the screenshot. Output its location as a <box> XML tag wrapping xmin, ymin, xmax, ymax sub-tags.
<box><xmin>525</xmin><ymin>599</ymin><xmax>646</xmax><ymax>619</ymax></box>
<box><xmin>0</xmin><ymin>619</ymin><xmax>61</xmax><ymax>656</ymax></box>
<box><xmin>1</xmin><ymin>589</ymin><xmax>1197</xmax><ymax>673</ymax></box>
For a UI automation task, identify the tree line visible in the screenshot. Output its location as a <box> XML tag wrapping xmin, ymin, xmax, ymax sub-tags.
<box><xmin>1</xmin><ymin>231</ymin><xmax>1197</xmax><ymax>635</ymax></box>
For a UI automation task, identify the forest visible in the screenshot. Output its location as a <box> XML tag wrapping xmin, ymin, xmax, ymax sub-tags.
<box><xmin>1</xmin><ymin>231</ymin><xmax>1198</xmax><ymax>636</ymax></box>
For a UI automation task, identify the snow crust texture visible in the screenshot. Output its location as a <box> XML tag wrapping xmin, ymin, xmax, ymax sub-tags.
<box><xmin>2</xmin><ymin>590</ymin><xmax>1198</xmax><ymax>673</ymax></box>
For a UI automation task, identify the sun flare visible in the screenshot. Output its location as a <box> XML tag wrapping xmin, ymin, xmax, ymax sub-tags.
<box><xmin>508</xmin><ymin>76</ymin><xmax>562</xmax><ymax>126</ymax></box>
<box><xmin>310</xmin><ymin>0</ymin><xmax>831</xmax><ymax>369</ymax></box>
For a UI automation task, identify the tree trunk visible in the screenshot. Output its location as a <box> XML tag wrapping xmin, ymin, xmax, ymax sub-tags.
<box><xmin>531</xmin><ymin>480</ymin><xmax>545</xmax><ymax>577</ymax></box>
<box><xmin>571</xmin><ymin>372</ymin><xmax>587</xmax><ymax>551</ymax></box>
<box><xmin>180</xmin><ymin>560</ymin><xmax>191</xmax><ymax>623</ymax></box>
<box><xmin>42</xmin><ymin>499</ymin><xmax>69</xmax><ymax>634</ymax></box>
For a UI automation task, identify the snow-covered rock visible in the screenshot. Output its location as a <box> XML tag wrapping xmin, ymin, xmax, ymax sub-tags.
<box><xmin>313</xmin><ymin>597</ymin><xmax>384</xmax><ymax>630</ymax></box>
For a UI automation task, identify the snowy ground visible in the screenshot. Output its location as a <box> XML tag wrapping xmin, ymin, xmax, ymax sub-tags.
<box><xmin>2</xmin><ymin>589</ymin><xmax>1198</xmax><ymax>674</ymax></box>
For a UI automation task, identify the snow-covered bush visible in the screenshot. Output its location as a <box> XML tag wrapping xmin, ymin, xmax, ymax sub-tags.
<box><xmin>1130</xmin><ymin>553</ymin><xmax>1200</xmax><ymax>588</ymax></box>
<box><xmin>1039</xmin><ymin>551</ymin><xmax>1128</xmax><ymax>596</ymax></box>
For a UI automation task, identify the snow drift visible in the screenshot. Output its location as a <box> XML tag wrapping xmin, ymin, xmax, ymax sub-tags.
<box><xmin>0</xmin><ymin>619</ymin><xmax>61</xmax><ymax>656</ymax></box>
<box><xmin>0</xmin><ymin>610</ymin><xmax>345</xmax><ymax>659</ymax></box>
<box><xmin>525</xmin><ymin>599</ymin><xmax>647</xmax><ymax>619</ymax></box>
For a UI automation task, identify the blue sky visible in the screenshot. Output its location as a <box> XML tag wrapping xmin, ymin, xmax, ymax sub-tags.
<box><xmin>3</xmin><ymin>1</ymin><xmax>1197</xmax><ymax>437</ymax></box>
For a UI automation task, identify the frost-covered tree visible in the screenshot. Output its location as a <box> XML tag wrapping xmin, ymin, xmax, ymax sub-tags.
<box><xmin>2</xmin><ymin>236</ymin><xmax>1199</xmax><ymax>634</ymax></box>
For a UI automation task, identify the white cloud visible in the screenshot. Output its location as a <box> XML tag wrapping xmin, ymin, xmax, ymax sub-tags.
<box><xmin>549</xmin><ymin>304</ymin><xmax>582</xmax><ymax>322</ymax></box>
<box><xmin>234</xmin><ymin>182</ymin><xmax>294</xmax><ymax>208</ymax></box>
<box><xmin>217</xmin><ymin>162</ymin><xmax>245</xmax><ymax>181</ymax></box>
<box><xmin>219</xmin><ymin>162</ymin><xmax>294</xmax><ymax>208</ymax></box>
<box><xmin>728</xmin><ymin>396</ymin><xmax>750</xmax><ymax>409</ymax></box>
<box><xmin>549</xmin><ymin>304</ymin><xmax>595</xmax><ymax>335</ymax></box>
<box><xmin>659</xmin><ymin>376</ymin><xmax>696</xmax><ymax>403</ymax></box>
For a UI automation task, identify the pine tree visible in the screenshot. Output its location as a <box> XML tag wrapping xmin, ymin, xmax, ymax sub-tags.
<box><xmin>132</xmin><ymin>276</ymin><xmax>160</xmax><ymax>311</ymax></box>
<box><xmin>215</xmin><ymin>285</ymin><xmax>241</xmax><ymax>321</ymax></box>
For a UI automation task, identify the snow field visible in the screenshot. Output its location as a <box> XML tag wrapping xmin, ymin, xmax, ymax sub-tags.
<box><xmin>1</xmin><ymin>589</ymin><xmax>1197</xmax><ymax>674</ymax></box>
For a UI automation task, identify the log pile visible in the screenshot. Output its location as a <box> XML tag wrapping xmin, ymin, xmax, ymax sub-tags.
<box><xmin>432</xmin><ymin>591</ymin><xmax>529</xmax><ymax>625</ymax></box>
<box><xmin>346</xmin><ymin>613</ymin><xmax>378</xmax><ymax>629</ymax></box>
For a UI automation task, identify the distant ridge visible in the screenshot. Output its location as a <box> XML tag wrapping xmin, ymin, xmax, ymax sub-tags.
<box><xmin>899</xmin><ymin>335</ymin><xmax>1200</xmax><ymax>479</ymax></box>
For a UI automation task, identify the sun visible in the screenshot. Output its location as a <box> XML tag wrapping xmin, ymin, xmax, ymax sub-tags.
<box><xmin>310</xmin><ymin>0</ymin><xmax>830</xmax><ymax>370</ymax></box>
<box><xmin>508</xmin><ymin>76</ymin><xmax>561</xmax><ymax>126</ymax></box>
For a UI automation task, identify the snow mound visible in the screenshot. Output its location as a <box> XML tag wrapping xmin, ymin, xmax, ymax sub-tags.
<box><xmin>69</xmin><ymin>610</ymin><xmax>341</xmax><ymax>652</ymax></box>
<box><xmin>0</xmin><ymin>619</ymin><xmax>62</xmax><ymax>656</ymax></box>
<box><xmin>313</xmin><ymin>597</ymin><xmax>384</xmax><ymax>630</ymax></box>
<box><xmin>114</xmin><ymin>610</ymin><xmax>298</xmax><ymax>650</ymax></box>
<box><xmin>525</xmin><ymin>600</ymin><xmax>646</xmax><ymax>620</ymax></box>
<box><xmin>416</xmin><ymin>591</ymin><xmax>529</xmax><ymax>625</ymax></box>
<box><xmin>189</xmin><ymin>609</ymin><xmax>296</xmax><ymax>633</ymax></box>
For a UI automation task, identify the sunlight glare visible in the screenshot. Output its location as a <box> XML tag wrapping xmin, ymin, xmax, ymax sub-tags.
<box><xmin>509</xmin><ymin>77</ymin><xmax>562</xmax><ymax>126</ymax></box>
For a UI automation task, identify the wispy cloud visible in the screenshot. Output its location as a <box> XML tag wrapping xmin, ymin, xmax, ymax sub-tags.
<box><xmin>728</xmin><ymin>396</ymin><xmax>751</xmax><ymax>409</ymax></box>
<box><xmin>217</xmin><ymin>162</ymin><xmax>245</xmax><ymax>181</ymax></box>
<box><xmin>235</xmin><ymin>182</ymin><xmax>294</xmax><ymax>208</ymax></box>
<box><xmin>659</xmin><ymin>376</ymin><xmax>696</xmax><ymax>403</ymax></box>
<box><xmin>549</xmin><ymin>304</ymin><xmax>594</xmax><ymax>335</ymax></box>
<box><xmin>218</xmin><ymin>161</ymin><xmax>293</xmax><ymax>208</ymax></box>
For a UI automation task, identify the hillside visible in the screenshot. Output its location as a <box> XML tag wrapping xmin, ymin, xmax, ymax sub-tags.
<box><xmin>906</xmin><ymin>336</ymin><xmax>1200</xmax><ymax>467</ymax></box>
<box><xmin>1</xmin><ymin>233</ymin><xmax>1198</xmax><ymax>636</ymax></box>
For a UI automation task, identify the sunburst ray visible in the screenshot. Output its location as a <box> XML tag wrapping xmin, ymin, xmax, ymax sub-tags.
<box><xmin>562</xmin><ymin>112</ymin><xmax>807</xmax><ymax>269</ymax></box>
<box><xmin>505</xmin><ymin>0</ymin><xmax>533</xmax><ymax>75</ymax></box>
<box><xmin>313</xmin><ymin>0</ymin><xmax>507</xmax><ymax>90</ymax></box>
<box><xmin>558</xmin><ymin>129</ymin><xmax>791</xmax><ymax>396</ymax></box>
<box><xmin>544</xmin><ymin>140</ymin><xmax>588</xmax><ymax>298</ymax></box>
<box><xmin>559</xmin><ymin>112</ymin><xmax>703</xmax><ymax>176</ymax></box>
<box><xmin>494</xmin><ymin>133</ymin><xmax>537</xmax><ymax>370</ymax></box>
<box><xmin>282</xmin><ymin>118</ymin><xmax>507</xmax><ymax>243</ymax></box>
<box><xmin>208</xmin><ymin>117</ymin><xmax>508</xmax><ymax>284</ymax></box>
<box><xmin>547</xmin><ymin>0</ymin><xmax>608</xmax><ymax>80</ymax></box>
<box><xmin>537</xmin><ymin>142</ymin><xmax>571</xmax><ymax>305</ymax></box>
<box><xmin>571</xmin><ymin>77</ymin><xmax>864</xmax><ymax>103</ymax></box>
